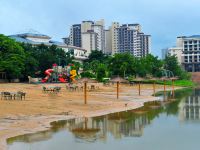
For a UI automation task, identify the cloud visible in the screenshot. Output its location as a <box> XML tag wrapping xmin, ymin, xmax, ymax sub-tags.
<box><xmin>1</xmin><ymin>0</ymin><xmax>200</xmax><ymax>57</ymax></box>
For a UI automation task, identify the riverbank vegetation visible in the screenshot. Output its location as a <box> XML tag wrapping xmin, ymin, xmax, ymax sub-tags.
<box><xmin>0</xmin><ymin>34</ymin><xmax>193</xmax><ymax>85</ymax></box>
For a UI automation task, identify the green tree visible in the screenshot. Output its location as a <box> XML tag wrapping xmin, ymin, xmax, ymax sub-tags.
<box><xmin>0</xmin><ymin>34</ymin><xmax>25</xmax><ymax>79</ymax></box>
<box><xmin>108</xmin><ymin>53</ymin><xmax>136</xmax><ymax>77</ymax></box>
<box><xmin>164</xmin><ymin>54</ymin><xmax>190</xmax><ymax>79</ymax></box>
<box><xmin>96</xmin><ymin>64</ymin><xmax>107</xmax><ymax>81</ymax></box>
<box><xmin>164</xmin><ymin>54</ymin><xmax>181</xmax><ymax>76</ymax></box>
<box><xmin>87</xmin><ymin>50</ymin><xmax>106</xmax><ymax>63</ymax></box>
<box><xmin>137</xmin><ymin>54</ymin><xmax>163</xmax><ymax>77</ymax></box>
<box><xmin>20</xmin><ymin>43</ymin><xmax>39</xmax><ymax>78</ymax></box>
<box><xmin>22</xmin><ymin>43</ymin><xmax>73</xmax><ymax>77</ymax></box>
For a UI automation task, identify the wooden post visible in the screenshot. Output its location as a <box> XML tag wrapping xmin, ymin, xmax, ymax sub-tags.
<box><xmin>84</xmin><ymin>82</ymin><xmax>87</xmax><ymax>104</ymax></box>
<box><xmin>117</xmin><ymin>81</ymin><xmax>119</xmax><ymax>99</ymax></box>
<box><xmin>153</xmin><ymin>81</ymin><xmax>156</xmax><ymax>96</ymax></box>
<box><xmin>139</xmin><ymin>81</ymin><xmax>141</xmax><ymax>96</ymax></box>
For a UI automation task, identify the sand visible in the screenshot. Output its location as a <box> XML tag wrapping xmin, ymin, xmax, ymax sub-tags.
<box><xmin>0</xmin><ymin>83</ymin><xmax>181</xmax><ymax>150</ymax></box>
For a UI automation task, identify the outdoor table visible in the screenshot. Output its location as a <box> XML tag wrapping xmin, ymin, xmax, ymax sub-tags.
<box><xmin>43</xmin><ymin>86</ymin><xmax>61</xmax><ymax>93</ymax></box>
<box><xmin>9</xmin><ymin>92</ymin><xmax>18</xmax><ymax>100</ymax></box>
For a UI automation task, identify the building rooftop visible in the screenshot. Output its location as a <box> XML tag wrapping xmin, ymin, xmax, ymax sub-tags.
<box><xmin>178</xmin><ymin>35</ymin><xmax>200</xmax><ymax>39</ymax></box>
<box><xmin>9</xmin><ymin>33</ymin><xmax>87</xmax><ymax>52</ymax></box>
<box><xmin>188</xmin><ymin>35</ymin><xmax>200</xmax><ymax>38</ymax></box>
<box><xmin>9</xmin><ymin>35</ymin><xmax>34</xmax><ymax>44</ymax></box>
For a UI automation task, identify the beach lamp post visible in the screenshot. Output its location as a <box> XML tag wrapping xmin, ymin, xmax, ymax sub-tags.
<box><xmin>110</xmin><ymin>77</ymin><xmax>128</xmax><ymax>99</ymax></box>
<box><xmin>77</xmin><ymin>78</ymin><xmax>98</xmax><ymax>104</ymax></box>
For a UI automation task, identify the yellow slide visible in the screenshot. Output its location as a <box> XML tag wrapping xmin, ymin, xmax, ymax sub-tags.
<box><xmin>70</xmin><ymin>69</ymin><xmax>77</xmax><ymax>82</ymax></box>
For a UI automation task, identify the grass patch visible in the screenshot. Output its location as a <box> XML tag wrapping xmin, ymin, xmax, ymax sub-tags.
<box><xmin>130</xmin><ymin>79</ymin><xmax>196</xmax><ymax>87</ymax></box>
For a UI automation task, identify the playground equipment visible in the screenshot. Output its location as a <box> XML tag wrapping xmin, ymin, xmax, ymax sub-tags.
<box><xmin>41</xmin><ymin>63</ymin><xmax>77</xmax><ymax>83</ymax></box>
<box><xmin>41</xmin><ymin>69</ymin><xmax>54</xmax><ymax>83</ymax></box>
<box><xmin>161</xmin><ymin>69</ymin><xmax>174</xmax><ymax>78</ymax></box>
<box><xmin>70</xmin><ymin>69</ymin><xmax>77</xmax><ymax>82</ymax></box>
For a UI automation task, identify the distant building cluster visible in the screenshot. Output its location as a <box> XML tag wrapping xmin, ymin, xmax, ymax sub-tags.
<box><xmin>64</xmin><ymin>19</ymin><xmax>151</xmax><ymax>57</ymax></box>
<box><xmin>163</xmin><ymin>35</ymin><xmax>200</xmax><ymax>72</ymax></box>
<box><xmin>8</xmin><ymin>19</ymin><xmax>151</xmax><ymax>62</ymax></box>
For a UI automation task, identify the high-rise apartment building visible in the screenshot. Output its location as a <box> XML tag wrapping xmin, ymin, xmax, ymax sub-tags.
<box><xmin>117</xmin><ymin>24</ymin><xmax>135</xmax><ymax>55</ymax></box>
<box><xmin>92</xmin><ymin>24</ymin><xmax>105</xmax><ymax>52</ymax></box>
<box><xmin>138</xmin><ymin>33</ymin><xmax>151</xmax><ymax>57</ymax></box>
<box><xmin>66</xmin><ymin>20</ymin><xmax>105</xmax><ymax>55</ymax></box>
<box><xmin>69</xmin><ymin>24</ymin><xmax>82</xmax><ymax>47</ymax></box>
<box><xmin>109</xmin><ymin>22</ymin><xmax>120</xmax><ymax>54</ymax></box>
<box><xmin>104</xmin><ymin>29</ymin><xmax>112</xmax><ymax>55</ymax></box>
<box><xmin>82</xmin><ymin>30</ymin><xmax>97</xmax><ymax>55</ymax></box>
<box><xmin>108</xmin><ymin>23</ymin><xmax>150</xmax><ymax>57</ymax></box>
<box><xmin>81</xmin><ymin>21</ymin><xmax>94</xmax><ymax>33</ymax></box>
<box><xmin>66</xmin><ymin>20</ymin><xmax>150</xmax><ymax>57</ymax></box>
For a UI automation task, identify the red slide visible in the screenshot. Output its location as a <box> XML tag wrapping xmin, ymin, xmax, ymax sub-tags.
<box><xmin>41</xmin><ymin>69</ymin><xmax>54</xmax><ymax>83</ymax></box>
<box><xmin>58</xmin><ymin>77</ymin><xmax>66</xmax><ymax>83</ymax></box>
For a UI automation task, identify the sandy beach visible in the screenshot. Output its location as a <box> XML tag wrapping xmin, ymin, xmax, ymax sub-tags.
<box><xmin>0</xmin><ymin>83</ymin><xmax>180</xmax><ymax>150</ymax></box>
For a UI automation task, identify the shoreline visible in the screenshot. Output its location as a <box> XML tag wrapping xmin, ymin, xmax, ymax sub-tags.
<box><xmin>0</xmin><ymin>83</ymin><xmax>183</xmax><ymax>150</ymax></box>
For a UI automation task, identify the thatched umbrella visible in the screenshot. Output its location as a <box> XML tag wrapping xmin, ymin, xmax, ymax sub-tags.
<box><xmin>77</xmin><ymin>78</ymin><xmax>98</xmax><ymax>104</ymax></box>
<box><xmin>110</xmin><ymin>77</ymin><xmax>128</xmax><ymax>99</ymax></box>
<box><xmin>149</xmin><ymin>77</ymin><xmax>159</xmax><ymax>96</ymax></box>
<box><xmin>133</xmin><ymin>77</ymin><xmax>145</xmax><ymax>96</ymax></box>
<box><xmin>170</xmin><ymin>76</ymin><xmax>179</xmax><ymax>97</ymax></box>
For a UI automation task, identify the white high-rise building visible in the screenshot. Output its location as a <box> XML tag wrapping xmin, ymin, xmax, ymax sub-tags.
<box><xmin>81</xmin><ymin>21</ymin><xmax>94</xmax><ymax>33</ymax></box>
<box><xmin>82</xmin><ymin>30</ymin><xmax>97</xmax><ymax>56</ymax></box>
<box><xmin>105</xmin><ymin>23</ymin><xmax>150</xmax><ymax>57</ymax></box>
<box><xmin>104</xmin><ymin>29</ymin><xmax>112</xmax><ymax>55</ymax></box>
<box><xmin>110</xmin><ymin>22</ymin><xmax>120</xmax><ymax>55</ymax></box>
<box><xmin>91</xmin><ymin>20</ymin><xmax>105</xmax><ymax>52</ymax></box>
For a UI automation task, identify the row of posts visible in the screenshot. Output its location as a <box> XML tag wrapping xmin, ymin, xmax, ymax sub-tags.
<box><xmin>116</xmin><ymin>78</ymin><xmax>176</xmax><ymax>99</ymax></box>
<box><xmin>83</xmin><ymin>78</ymin><xmax>176</xmax><ymax>104</ymax></box>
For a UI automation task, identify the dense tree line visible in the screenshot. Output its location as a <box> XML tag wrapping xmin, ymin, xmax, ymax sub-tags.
<box><xmin>0</xmin><ymin>34</ymin><xmax>190</xmax><ymax>82</ymax></box>
<box><xmin>82</xmin><ymin>50</ymin><xmax>190</xmax><ymax>81</ymax></box>
<box><xmin>0</xmin><ymin>34</ymin><xmax>74</xmax><ymax>81</ymax></box>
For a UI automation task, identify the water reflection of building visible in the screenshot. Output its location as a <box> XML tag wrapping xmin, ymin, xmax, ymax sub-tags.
<box><xmin>8</xmin><ymin>112</ymin><xmax>152</xmax><ymax>144</ymax></box>
<box><xmin>179</xmin><ymin>89</ymin><xmax>200</xmax><ymax>121</ymax></box>
<box><xmin>65</xmin><ymin>113</ymin><xmax>150</xmax><ymax>141</ymax></box>
<box><xmin>107</xmin><ymin>115</ymin><xmax>150</xmax><ymax>139</ymax></box>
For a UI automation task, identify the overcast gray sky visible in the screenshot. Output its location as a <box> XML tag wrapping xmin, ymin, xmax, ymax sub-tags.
<box><xmin>1</xmin><ymin>0</ymin><xmax>200</xmax><ymax>57</ymax></box>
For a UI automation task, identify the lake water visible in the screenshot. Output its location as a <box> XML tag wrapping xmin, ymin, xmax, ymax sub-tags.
<box><xmin>7</xmin><ymin>88</ymin><xmax>200</xmax><ymax>150</ymax></box>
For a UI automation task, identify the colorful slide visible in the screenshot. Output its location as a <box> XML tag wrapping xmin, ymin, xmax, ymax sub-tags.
<box><xmin>41</xmin><ymin>69</ymin><xmax>54</xmax><ymax>83</ymax></box>
<box><xmin>58</xmin><ymin>77</ymin><xmax>66</xmax><ymax>83</ymax></box>
<box><xmin>41</xmin><ymin>63</ymin><xmax>77</xmax><ymax>83</ymax></box>
<box><xmin>70</xmin><ymin>69</ymin><xmax>77</xmax><ymax>83</ymax></box>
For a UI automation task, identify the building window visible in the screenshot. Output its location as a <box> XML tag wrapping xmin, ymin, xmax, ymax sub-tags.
<box><xmin>189</xmin><ymin>56</ymin><xmax>193</xmax><ymax>62</ymax></box>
